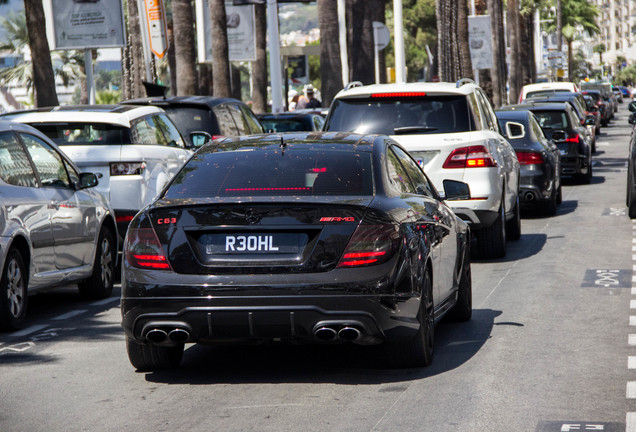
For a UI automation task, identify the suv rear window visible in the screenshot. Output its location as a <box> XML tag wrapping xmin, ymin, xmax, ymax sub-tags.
<box><xmin>31</xmin><ymin>123</ymin><xmax>127</xmax><ymax>146</ymax></box>
<box><xmin>325</xmin><ymin>95</ymin><xmax>474</xmax><ymax>135</ymax></box>
<box><xmin>164</xmin><ymin>148</ymin><xmax>374</xmax><ymax>198</ymax></box>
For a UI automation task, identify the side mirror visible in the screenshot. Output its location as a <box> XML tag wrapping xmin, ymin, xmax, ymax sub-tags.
<box><xmin>585</xmin><ymin>116</ymin><xmax>596</xmax><ymax>126</ymax></box>
<box><xmin>190</xmin><ymin>131</ymin><xmax>213</xmax><ymax>148</ymax></box>
<box><xmin>443</xmin><ymin>180</ymin><xmax>471</xmax><ymax>201</ymax></box>
<box><xmin>629</xmin><ymin>113</ymin><xmax>636</xmax><ymax>125</ymax></box>
<box><xmin>629</xmin><ymin>101</ymin><xmax>636</xmax><ymax>112</ymax></box>
<box><xmin>77</xmin><ymin>172</ymin><xmax>98</xmax><ymax>189</ymax></box>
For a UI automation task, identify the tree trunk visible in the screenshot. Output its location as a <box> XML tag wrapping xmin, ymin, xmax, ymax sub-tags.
<box><xmin>123</xmin><ymin>0</ymin><xmax>146</xmax><ymax>99</ymax></box>
<box><xmin>487</xmin><ymin>0</ymin><xmax>505</xmax><ymax>107</ymax></box>
<box><xmin>436</xmin><ymin>0</ymin><xmax>464</xmax><ymax>82</ymax></box>
<box><xmin>507</xmin><ymin>0</ymin><xmax>521</xmax><ymax>104</ymax></box>
<box><xmin>556</xmin><ymin>0</ymin><xmax>563</xmax><ymax>59</ymax></box>
<box><xmin>457</xmin><ymin>0</ymin><xmax>473</xmax><ymax>79</ymax></box>
<box><xmin>318</xmin><ymin>0</ymin><xmax>343</xmax><ymax>107</ymax></box>
<box><xmin>173</xmin><ymin>0</ymin><xmax>198</xmax><ymax>95</ymax></box>
<box><xmin>346</xmin><ymin>0</ymin><xmax>374</xmax><ymax>85</ymax></box>
<box><xmin>167</xmin><ymin>20</ymin><xmax>177</xmax><ymax>96</ymax></box>
<box><xmin>209</xmin><ymin>0</ymin><xmax>231</xmax><ymax>98</ymax></box>
<box><xmin>567</xmin><ymin>39</ymin><xmax>573</xmax><ymax>82</ymax></box>
<box><xmin>24</xmin><ymin>0</ymin><xmax>58</xmax><ymax>107</ymax></box>
<box><xmin>198</xmin><ymin>64</ymin><xmax>212</xmax><ymax>96</ymax></box>
<box><xmin>251</xmin><ymin>2</ymin><xmax>268</xmax><ymax>113</ymax></box>
<box><xmin>520</xmin><ymin>11</ymin><xmax>535</xmax><ymax>85</ymax></box>
<box><xmin>371</xmin><ymin>0</ymin><xmax>387</xmax><ymax>84</ymax></box>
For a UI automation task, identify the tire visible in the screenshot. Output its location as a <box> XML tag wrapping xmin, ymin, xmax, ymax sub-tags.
<box><xmin>383</xmin><ymin>268</ymin><xmax>434</xmax><ymax>368</ymax></box>
<box><xmin>577</xmin><ymin>160</ymin><xmax>593</xmax><ymax>185</ymax></box>
<box><xmin>78</xmin><ymin>226</ymin><xmax>115</xmax><ymax>299</ymax></box>
<box><xmin>0</xmin><ymin>248</ymin><xmax>28</xmax><ymax>331</ymax></box>
<box><xmin>556</xmin><ymin>183</ymin><xmax>563</xmax><ymax>205</ymax></box>
<box><xmin>628</xmin><ymin>169</ymin><xmax>636</xmax><ymax>218</ymax></box>
<box><xmin>505</xmin><ymin>195</ymin><xmax>521</xmax><ymax>241</ymax></box>
<box><xmin>448</xmin><ymin>244</ymin><xmax>472</xmax><ymax>322</ymax></box>
<box><xmin>543</xmin><ymin>185</ymin><xmax>558</xmax><ymax>216</ymax></box>
<box><xmin>126</xmin><ymin>335</ymin><xmax>184</xmax><ymax>371</ymax></box>
<box><xmin>476</xmin><ymin>200</ymin><xmax>506</xmax><ymax>259</ymax></box>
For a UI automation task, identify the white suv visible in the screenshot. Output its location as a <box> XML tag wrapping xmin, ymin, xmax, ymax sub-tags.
<box><xmin>324</xmin><ymin>79</ymin><xmax>520</xmax><ymax>258</ymax></box>
<box><xmin>1</xmin><ymin>105</ymin><xmax>193</xmax><ymax>240</ymax></box>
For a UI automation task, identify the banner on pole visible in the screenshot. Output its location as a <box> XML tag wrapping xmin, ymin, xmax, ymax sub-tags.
<box><xmin>468</xmin><ymin>15</ymin><xmax>493</xmax><ymax>70</ymax></box>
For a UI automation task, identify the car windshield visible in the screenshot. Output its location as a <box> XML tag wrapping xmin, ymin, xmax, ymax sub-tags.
<box><xmin>326</xmin><ymin>95</ymin><xmax>474</xmax><ymax>135</ymax></box>
<box><xmin>532</xmin><ymin>111</ymin><xmax>569</xmax><ymax>129</ymax></box>
<box><xmin>164</xmin><ymin>148</ymin><xmax>374</xmax><ymax>198</ymax></box>
<box><xmin>29</xmin><ymin>123</ymin><xmax>127</xmax><ymax>146</ymax></box>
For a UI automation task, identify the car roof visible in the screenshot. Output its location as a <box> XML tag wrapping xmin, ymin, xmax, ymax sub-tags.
<box><xmin>0</xmin><ymin>104</ymin><xmax>164</xmax><ymax>128</ymax></box>
<box><xmin>499</xmin><ymin>102</ymin><xmax>571</xmax><ymax>112</ymax></box>
<box><xmin>333</xmin><ymin>81</ymin><xmax>479</xmax><ymax>99</ymax></box>
<box><xmin>521</xmin><ymin>82</ymin><xmax>578</xmax><ymax>93</ymax></box>
<box><xmin>120</xmin><ymin>95</ymin><xmax>245</xmax><ymax>110</ymax></box>
<box><xmin>256</xmin><ymin>112</ymin><xmax>318</xmax><ymax>119</ymax></box>
<box><xmin>494</xmin><ymin>109</ymin><xmax>532</xmax><ymax>122</ymax></box>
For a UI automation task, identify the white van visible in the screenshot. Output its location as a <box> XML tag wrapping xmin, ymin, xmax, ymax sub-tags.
<box><xmin>519</xmin><ymin>82</ymin><xmax>579</xmax><ymax>103</ymax></box>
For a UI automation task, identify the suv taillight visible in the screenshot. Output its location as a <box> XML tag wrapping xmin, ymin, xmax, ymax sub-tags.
<box><xmin>443</xmin><ymin>146</ymin><xmax>497</xmax><ymax>169</ymax></box>
<box><xmin>336</xmin><ymin>224</ymin><xmax>399</xmax><ymax>268</ymax></box>
<box><xmin>564</xmin><ymin>133</ymin><xmax>580</xmax><ymax>144</ymax></box>
<box><xmin>125</xmin><ymin>228</ymin><xmax>171</xmax><ymax>270</ymax></box>
<box><xmin>110</xmin><ymin>162</ymin><xmax>145</xmax><ymax>176</ymax></box>
<box><xmin>516</xmin><ymin>151</ymin><xmax>544</xmax><ymax>165</ymax></box>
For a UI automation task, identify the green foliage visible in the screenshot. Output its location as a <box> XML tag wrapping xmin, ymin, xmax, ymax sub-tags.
<box><xmin>613</xmin><ymin>65</ymin><xmax>636</xmax><ymax>87</ymax></box>
<box><xmin>544</xmin><ymin>0</ymin><xmax>599</xmax><ymax>42</ymax></box>
<box><xmin>96</xmin><ymin>90</ymin><xmax>122</xmax><ymax>104</ymax></box>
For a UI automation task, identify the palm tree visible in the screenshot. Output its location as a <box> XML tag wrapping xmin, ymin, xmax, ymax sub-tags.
<box><xmin>346</xmin><ymin>0</ymin><xmax>374</xmax><ymax>85</ymax></box>
<box><xmin>318</xmin><ymin>0</ymin><xmax>342</xmax><ymax>107</ymax></box>
<box><xmin>24</xmin><ymin>0</ymin><xmax>58</xmax><ymax>107</ymax></box>
<box><xmin>123</xmin><ymin>0</ymin><xmax>146</xmax><ymax>99</ymax></box>
<box><xmin>594</xmin><ymin>43</ymin><xmax>606</xmax><ymax>67</ymax></box>
<box><xmin>172</xmin><ymin>0</ymin><xmax>197</xmax><ymax>95</ymax></box>
<box><xmin>487</xmin><ymin>0</ymin><xmax>506</xmax><ymax>106</ymax></box>
<box><xmin>209</xmin><ymin>0</ymin><xmax>231</xmax><ymax>98</ymax></box>
<box><xmin>547</xmin><ymin>0</ymin><xmax>599</xmax><ymax>82</ymax></box>
<box><xmin>507</xmin><ymin>0</ymin><xmax>522</xmax><ymax>103</ymax></box>
<box><xmin>251</xmin><ymin>2</ymin><xmax>267</xmax><ymax>113</ymax></box>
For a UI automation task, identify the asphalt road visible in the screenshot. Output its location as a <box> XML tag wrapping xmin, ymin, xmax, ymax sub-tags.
<box><xmin>1</xmin><ymin>104</ymin><xmax>635</xmax><ymax>432</ymax></box>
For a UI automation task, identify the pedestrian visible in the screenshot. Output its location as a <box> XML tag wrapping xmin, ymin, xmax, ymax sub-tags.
<box><xmin>296</xmin><ymin>84</ymin><xmax>321</xmax><ymax>110</ymax></box>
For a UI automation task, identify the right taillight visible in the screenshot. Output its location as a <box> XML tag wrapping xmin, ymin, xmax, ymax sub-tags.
<box><xmin>443</xmin><ymin>145</ymin><xmax>497</xmax><ymax>169</ymax></box>
<box><xmin>124</xmin><ymin>227</ymin><xmax>171</xmax><ymax>270</ymax></box>
<box><xmin>336</xmin><ymin>224</ymin><xmax>400</xmax><ymax>268</ymax></box>
<box><xmin>516</xmin><ymin>151</ymin><xmax>544</xmax><ymax>165</ymax></box>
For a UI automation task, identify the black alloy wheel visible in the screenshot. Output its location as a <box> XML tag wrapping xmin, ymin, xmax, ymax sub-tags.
<box><xmin>78</xmin><ymin>226</ymin><xmax>115</xmax><ymax>299</ymax></box>
<box><xmin>0</xmin><ymin>248</ymin><xmax>28</xmax><ymax>331</ymax></box>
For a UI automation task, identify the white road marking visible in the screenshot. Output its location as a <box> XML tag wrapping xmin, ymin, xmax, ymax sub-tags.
<box><xmin>630</xmin><ymin>316</ymin><xmax>636</xmax><ymax>326</ymax></box>
<box><xmin>10</xmin><ymin>324</ymin><xmax>48</xmax><ymax>338</ymax></box>
<box><xmin>52</xmin><ymin>310</ymin><xmax>87</xmax><ymax>321</ymax></box>
<box><xmin>631</xmin><ymin>300</ymin><xmax>636</xmax><ymax>309</ymax></box>
<box><xmin>628</xmin><ymin>382</ymin><xmax>636</xmax><ymax>398</ymax></box>
<box><xmin>627</xmin><ymin>412</ymin><xmax>636</xmax><ymax>432</ymax></box>
<box><xmin>629</xmin><ymin>334</ymin><xmax>636</xmax><ymax>346</ymax></box>
<box><xmin>629</xmin><ymin>357</ymin><xmax>636</xmax><ymax>369</ymax></box>
<box><xmin>90</xmin><ymin>297</ymin><xmax>119</xmax><ymax>307</ymax></box>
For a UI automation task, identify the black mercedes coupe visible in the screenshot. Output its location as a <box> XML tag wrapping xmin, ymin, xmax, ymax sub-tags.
<box><xmin>121</xmin><ymin>132</ymin><xmax>472</xmax><ymax>370</ymax></box>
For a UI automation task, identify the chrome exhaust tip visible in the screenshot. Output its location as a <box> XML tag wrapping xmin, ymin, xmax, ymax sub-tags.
<box><xmin>524</xmin><ymin>192</ymin><xmax>535</xmax><ymax>201</ymax></box>
<box><xmin>338</xmin><ymin>327</ymin><xmax>361</xmax><ymax>341</ymax></box>
<box><xmin>314</xmin><ymin>326</ymin><xmax>338</xmax><ymax>341</ymax></box>
<box><xmin>145</xmin><ymin>328</ymin><xmax>168</xmax><ymax>343</ymax></box>
<box><xmin>168</xmin><ymin>328</ymin><xmax>190</xmax><ymax>343</ymax></box>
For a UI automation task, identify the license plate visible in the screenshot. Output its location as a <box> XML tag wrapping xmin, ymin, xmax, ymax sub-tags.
<box><xmin>203</xmin><ymin>233</ymin><xmax>304</xmax><ymax>255</ymax></box>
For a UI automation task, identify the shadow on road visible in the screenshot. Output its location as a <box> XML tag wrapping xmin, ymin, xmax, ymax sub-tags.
<box><xmin>142</xmin><ymin>309</ymin><xmax>503</xmax><ymax>385</ymax></box>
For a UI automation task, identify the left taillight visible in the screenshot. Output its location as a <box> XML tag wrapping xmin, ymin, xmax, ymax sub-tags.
<box><xmin>336</xmin><ymin>224</ymin><xmax>400</xmax><ymax>268</ymax></box>
<box><xmin>124</xmin><ymin>227</ymin><xmax>172</xmax><ymax>270</ymax></box>
<box><xmin>516</xmin><ymin>151</ymin><xmax>544</xmax><ymax>165</ymax></box>
<box><xmin>443</xmin><ymin>145</ymin><xmax>497</xmax><ymax>169</ymax></box>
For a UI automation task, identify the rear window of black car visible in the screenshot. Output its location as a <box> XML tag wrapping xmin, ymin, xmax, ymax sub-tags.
<box><xmin>532</xmin><ymin>110</ymin><xmax>570</xmax><ymax>129</ymax></box>
<box><xmin>163</xmin><ymin>107</ymin><xmax>217</xmax><ymax>138</ymax></box>
<box><xmin>260</xmin><ymin>119</ymin><xmax>308</xmax><ymax>132</ymax></box>
<box><xmin>325</xmin><ymin>95</ymin><xmax>474</xmax><ymax>135</ymax></box>
<box><xmin>164</xmin><ymin>148</ymin><xmax>374</xmax><ymax>198</ymax></box>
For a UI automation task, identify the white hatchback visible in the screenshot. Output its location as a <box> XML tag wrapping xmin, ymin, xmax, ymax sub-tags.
<box><xmin>324</xmin><ymin>80</ymin><xmax>520</xmax><ymax>259</ymax></box>
<box><xmin>1</xmin><ymin>105</ymin><xmax>193</xmax><ymax>240</ymax></box>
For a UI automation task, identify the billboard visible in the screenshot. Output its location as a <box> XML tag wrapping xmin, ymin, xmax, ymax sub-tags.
<box><xmin>43</xmin><ymin>0</ymin><xmax>126</xmax><ymax>50</ymax></box>
<box><xmin>195</xmin><ymin>0</ymin><xmax>256</xmax><ymax>63</ymax></box>
<box><xmin>468</xmin><ymin>15</ymin><xmax>493</xmax><ymax>70</ymax></box>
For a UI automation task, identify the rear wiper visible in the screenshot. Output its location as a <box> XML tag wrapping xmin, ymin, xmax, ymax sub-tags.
<box><xmin>393</xmin><ymin>126</ymin><xmax>438</xmax><ymax>134</ymax></box>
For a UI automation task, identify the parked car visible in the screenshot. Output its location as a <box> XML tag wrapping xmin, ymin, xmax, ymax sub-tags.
<box><xmin>581</xmin><ymin>94</ymin><xmax>602</xmax><ymax>134</ymax></box>
<box><xmin>0</xmin><ymin>105</ymin><xmax>193</xmax><ymax>241</ymax></box>
<box><xmin>518</xmin><ymin>82</ymin><xmax>579</xmax><ymax>103</ymax></box>
<box><xmin>613</xmin><ymin>87</ymin><xmax>624</xmax><ymax>104</ymax></box>
<box><xmin>0</xmin><ymin>120</ymin><xmax>118</xmax><ymax>330</ymax></box>
<box><xmin>581</xmin><ymin>89</ymin><xmax>611</xmax><ymax>127</ymax></box>
<box><xmin>625</xmin><ymin>101</ymin><xmax>636</xmax><ymax>217</ymax></box>
<box><xmin>619</xmin><ymin>86</ymin><xmax>632</xmax><ymax>99</ymax></box>
<box><xmin>121</xmin><ymin>132</ymin><xmax>472</xmax><ymax>370</ymax></box>
<box><xmin>257</xmin><ymin>111</ymin><xmax>325</xmax><ymax>132</ymax></box>
<box><xmin>581</xmin><ymin>82</ymin><xmax>616</xmax><ymax>117</ymax></box>
<box><xmin>120</xmin><ymin>96</ymin><xmax>264</xmax><ymax>147</ymax></box>
<box><xmin>495</xmin><ymin>109</ymin><xmax>562</xmax><ymax>215</ymax></box>
<box><xmin>506</xmin><ymin>102</ymin><xmax>593</xmax><ymax>184</ymax></box>
<box><xmin>323</xmin><ymin>79</ymin><xmax>521</xmax><ymax>259</ymax></box>
<box><xmin>524</xmin><ymin>92</ymin><xmax>596</xmax><ymax>152</ymax></box>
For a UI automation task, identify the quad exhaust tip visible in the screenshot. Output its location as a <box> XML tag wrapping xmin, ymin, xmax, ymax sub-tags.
<box><xmin>145</xmin><ymin>326</ymin><xmax>191</xmax><ymax>344</ymax></box>
<box><xmin>313</xmin><ymin>325</ymin><xmax>362</xmax><ymax>342</ymax></box>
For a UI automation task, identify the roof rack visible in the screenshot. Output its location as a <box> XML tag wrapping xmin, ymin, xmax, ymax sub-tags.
<box><xmin>456</xmin><ymin>78</ymin><xmax>475</xmax><ymax>88</ymax></box>
<box><xmin>345</xmin><ymin>81</ymin><xmax>363</xmax><ymax>91</ymax></box>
